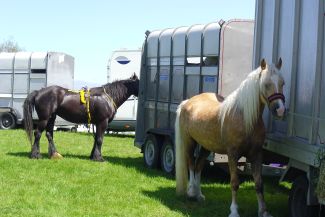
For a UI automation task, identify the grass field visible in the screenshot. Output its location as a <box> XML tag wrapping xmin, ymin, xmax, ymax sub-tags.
<box><xmin>0</xmin><ymin>129</ymin><xmax>290</xmax><ymax>217</ymax></box>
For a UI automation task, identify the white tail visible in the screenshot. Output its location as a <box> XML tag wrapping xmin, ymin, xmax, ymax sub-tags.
<box><xmin>175</xmin><ymin>100</ymin><xmax>188</xmax><ymax>195</ymax></box>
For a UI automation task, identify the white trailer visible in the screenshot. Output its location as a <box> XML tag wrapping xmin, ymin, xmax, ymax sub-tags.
<box><xmin>107</xmin><ymin>49</ymin><xmax>141</xmax><ymax>131</ymax></box>
<box><xmin>0</xmin><ymin>52</ymin><xmax>74</xmax><ymax>129</ymax></box>
<box><xmin>254</xmin><ymin>0</ymin><xmax>325</xmax><ymax>215</ymax></box>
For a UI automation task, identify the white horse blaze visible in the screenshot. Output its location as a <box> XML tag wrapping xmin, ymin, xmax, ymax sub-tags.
<box><xmin>276</xmin><ymin>100</ymin><xmax>285</xmax><ymax>117</ymax></box>
<box><xmin>271</xmin><ymin>73</ymin><xmax>285</xmax><ymax>117</ymax></box>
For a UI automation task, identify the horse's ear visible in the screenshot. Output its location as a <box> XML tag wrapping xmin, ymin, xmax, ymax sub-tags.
<box><xmin>276</xmin><ymin>58</ymin><xmax>282</xmax><ymax>70</ymax></box>
<box><xmin>260</xmin><ymin>59</ymin><xmax>267</xmax><ymax>70</ymax></box>
<box><xmin>130</xmin><ymin>73</ymin><xmax>138</xmax><ymax>80</ymax></box>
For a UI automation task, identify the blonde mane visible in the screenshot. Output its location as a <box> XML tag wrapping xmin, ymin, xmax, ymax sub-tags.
<box><xmin>219</xmin><ymin>68</ymin><xmax>262</xmax><ymax>134</ymax></box>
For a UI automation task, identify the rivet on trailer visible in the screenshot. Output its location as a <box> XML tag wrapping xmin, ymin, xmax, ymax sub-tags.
<box><xmin>134</xmin><ymin>19</ymin><xmax>255</xmax><ymax>174</ymax></box>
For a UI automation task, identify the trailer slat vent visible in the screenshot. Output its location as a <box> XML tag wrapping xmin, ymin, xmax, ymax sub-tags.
<box><xmin>31</xmin><ymin>69</ymin><xmax>46</xmax><ymax>74</ymax></box>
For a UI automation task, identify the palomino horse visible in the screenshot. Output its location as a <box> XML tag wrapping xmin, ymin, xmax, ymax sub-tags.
<box><xmin>175</xmin><ymin>59</ymin><xmax>285</xmax><ymax>217</ymax></box>
<box><xmin>23</xmin><ymin>74</ymin><xmax>139</xmax><ymax>161</ymax></box>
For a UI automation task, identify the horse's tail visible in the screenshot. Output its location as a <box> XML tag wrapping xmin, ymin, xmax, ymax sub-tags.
<box><xmin>23</xmin><ymin>90</ymin><xmax>38</xmax><ymax>145</ymax></box>
<box><xmin>175</xmin><ymin>100</ymin><xmax>189</xmax><ymax>196</ymax></box>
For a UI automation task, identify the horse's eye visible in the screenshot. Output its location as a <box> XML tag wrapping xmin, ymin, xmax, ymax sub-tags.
<box><xmin>265</xmin><ymin>83</ymin><xmax>272</xmax><ymax>90</ymax></box>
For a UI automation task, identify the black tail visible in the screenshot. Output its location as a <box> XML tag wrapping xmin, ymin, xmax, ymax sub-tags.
<box><xmin>23</xmin><ymin>91</ymin><xmax>38</xmax><ymax>145</ymax></box>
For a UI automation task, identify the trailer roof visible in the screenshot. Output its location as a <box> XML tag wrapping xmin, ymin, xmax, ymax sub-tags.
<box><xmin>146</xmin><ymin>22</ymin><xmax>221</xmax><ymax>58</ymax></box>
<box><xmin>0</xmin><ymin>52</ymin><xmax>72</xmax><ymax>70</ymax></box>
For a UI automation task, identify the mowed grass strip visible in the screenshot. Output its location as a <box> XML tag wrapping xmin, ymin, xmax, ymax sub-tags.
<box><xmin>0</xmin><ymin>129</ymin><xmax>289</xmax><ymax>217</ymax></box>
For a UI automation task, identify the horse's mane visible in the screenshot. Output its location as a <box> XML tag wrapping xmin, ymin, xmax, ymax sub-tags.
<box><xmin>102</xmin><ymin>79</ymin><xmax>129</xmax><ymax>99</ymax></box>
<box><xmin>100</xmin><ymin>78</ymin><xmax>137</xmax><ymax>106</ymax></box>
<box><xmin>219</xmin><ymin>68</ymin><xmax>262</xmax><ymax>134</ymax></box>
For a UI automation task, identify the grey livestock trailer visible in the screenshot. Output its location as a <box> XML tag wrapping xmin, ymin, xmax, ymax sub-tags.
<box><xmin>135</xmin><ymin>19</ymin><xmax>255</xmax><ymax>173</ymax></box>
<box><xmin>0</xmin><ymin>52</ymin><xmax>74</xmax><ymax>129</ymax></box>
<box><xmin>254</xmin><ymin>0</ymin><xmax>325</xmax><ymax>215</ymax></box>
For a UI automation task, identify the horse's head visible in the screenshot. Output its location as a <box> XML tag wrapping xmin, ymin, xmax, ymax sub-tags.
<box><xmin>129</xmin><ymin>73</ymin><xmax>139</xmax><ymax>97</ymax></box>
<box><xmin>259</xmin><ymin>58</ymin><xmax>285</xmax><ymax>118</ymax></box>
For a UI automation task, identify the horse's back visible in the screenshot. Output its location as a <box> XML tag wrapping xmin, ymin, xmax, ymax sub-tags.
<box><xmin>180</xmin><ymin>93</ymin><xmax>226</xmax><ymax>153</ymax></box>
<box><xmin>181</xmin><ymin>93</ymin><xmax>222</xmax><ymax>119</ymax></box>
<box><xmin>35</xmin><ymin>85</ymin><xmax>66</xmax><ymax>103</ymax></box>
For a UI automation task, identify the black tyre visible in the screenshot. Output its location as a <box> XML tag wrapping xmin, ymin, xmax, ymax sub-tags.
<box><xmin>160</xmin><ymin>139</ymin><xmax>175</xmax><ymax>174</ymax></box>
<box><xmin>289</xmin><ymin>176</ymin><xmax>319</xmax><ymax>217</ymax></box>
<box><xmin>143</xmin><ymin>134</ymin><xmax>161</xmax><ymax>169</ymax></box>
<box><xmin>0</xmin><ymin>113</ymin><xmax>16</xmax><ymax>129</ymax></box>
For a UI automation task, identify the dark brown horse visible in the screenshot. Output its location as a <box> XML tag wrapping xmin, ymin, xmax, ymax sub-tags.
<box><xmin>23</xmin><ymin>74</ymin><xmax>139</xmax><ymax>161</ymax></box>
<box><xmin>175</xmin><ymin>59</ymin><xmax>284</xmax><ymax>217</ymax></box>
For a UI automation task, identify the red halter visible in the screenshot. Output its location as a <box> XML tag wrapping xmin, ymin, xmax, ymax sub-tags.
<box><xmin>267</xmin><ymin>93</ymin><xmax>285</xmax><ymax>104</ymax></box>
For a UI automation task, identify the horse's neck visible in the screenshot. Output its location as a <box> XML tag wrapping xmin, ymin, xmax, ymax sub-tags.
<box><xmin>104</xmin><ymin>83</ymin><xmax>132</xmax><ymax>109</ymax></box>
<box><xmin>223</xmin><ymin>74</ymin><xmax>264</xmax><ymax>134</ymax></box>
<box><xmin>114</xmin><ymin>91</ymin><xmax>132</xmax><ymax>109</ymax></box>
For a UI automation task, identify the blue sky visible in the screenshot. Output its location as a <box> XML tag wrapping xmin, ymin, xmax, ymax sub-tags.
<box><xmin>0</xmin><ymin>0</ymin><xmax>255</xmax><ymax>85</ymax></box>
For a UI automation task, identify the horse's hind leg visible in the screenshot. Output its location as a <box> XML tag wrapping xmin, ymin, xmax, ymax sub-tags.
<box><xmin>251</xmin><ymin>152</ymin><xmax>273</xmax><ymax>217</ymax></box>
<box><xmin>186</xmin><ymin>141</ymin><xmax>201</xmax><ymax>200</ymax></box>
<box><xmin>192</xmin><ymin>147</ymin><xmax>210</xmax><ymax>201</ymax></box>
<box><xmin>46</xmin><ymin>114</ymin><xmax>63</xmax><ymax>159</ymax></box>
<box><xmin>30</xmin><ymin>120</ymin><xmax>47</xmax><ymax>159</ymax></box>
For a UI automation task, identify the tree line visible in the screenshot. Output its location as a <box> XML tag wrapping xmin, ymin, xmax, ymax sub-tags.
<box><xmin>0</xmin><ymin>37</ymin><xmax>23</xmax><ymax>52</ymax></box>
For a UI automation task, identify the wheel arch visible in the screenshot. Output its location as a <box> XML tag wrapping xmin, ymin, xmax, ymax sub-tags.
<box><xmin>282</xmin><ymin>159</ymin><xmax>320</xmax><ymax>206</ymax></box>
<box><xmin>0</xmin><ymin>108</ymin><xmax>18</xmax><ymax>129</ymax></box>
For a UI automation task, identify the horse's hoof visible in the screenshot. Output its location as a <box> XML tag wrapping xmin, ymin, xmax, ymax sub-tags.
<box><xmin>228</xmin><ymin>213</ymin><xmax>240</xmax><ymax>217</ymax></box>
<box><xmin>187</xmin><ymin>195</ymin><xmax>198</xmax><ymax>201</ymax></box>
<box><xmin>90</xmin><ymin>156</ymin><xmax>105</xmax><ymax>162</ymax></box>
<box><xmin>196</xmin><ymin>194</ymin><xmax>205</xmax><ymax>202</ymax></box>
<box><xmin>30</xmin><ymin>153</ymin><xmax>42</xmax><ymax>159</ymax></box>
<box><xmin>259</xmin><ymin>211</ymin><xmax>273</xmax><ymax>217</ymax></box>
<box><xmin>51</xmin><ymin>152</ymin><xmax>63</xmax><ymax>160</ymax></box>
<box><xmin>187</xmin><ymin>194</ymin><xmax>205</xmax><ymax>202</ymax></box>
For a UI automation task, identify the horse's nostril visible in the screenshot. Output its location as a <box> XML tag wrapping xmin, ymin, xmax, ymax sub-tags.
<box><xmin>273</xmin><ymin>107</ymin><xmax>277</xmax><ymax>114</ymax></box>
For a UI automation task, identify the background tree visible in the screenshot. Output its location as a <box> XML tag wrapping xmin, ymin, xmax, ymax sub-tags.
<box><xmin>0</xmin><ymin>37</ymin><xmax>24</xmax><ymax>52</ymax></box>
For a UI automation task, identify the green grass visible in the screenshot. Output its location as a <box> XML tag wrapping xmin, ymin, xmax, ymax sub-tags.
<box><xmin>0</xmin><ymin>129</ymin><xmax>290</xmax><ymax>217</ymax></box>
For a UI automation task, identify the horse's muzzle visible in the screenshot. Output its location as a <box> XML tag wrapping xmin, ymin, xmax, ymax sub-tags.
<box><xmin>271</xmin><ymin>103</ymin><xmax>286</xmax><ymax>120</ymax></box>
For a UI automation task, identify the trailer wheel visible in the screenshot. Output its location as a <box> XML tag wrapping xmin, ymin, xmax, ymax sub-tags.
<box><xmin>0</xmin><ymin>113</ymin><xmax>16</xmax><ymax>129</ymax></box>
<box><xmin>289</xmin><ymin>176</ymin><xmax>319</xmax><ymax>217</ymax></box>
<box><xmin>160</xmin><ymin>139</ymin><xmax>175</xmax><ymax>174</ymax></box>
<box><xmin>70</xmin><ymin>127</ymin><xmax>77</xmax><ymax>133</ymax></box>
<box><xmin>143</xmin><ymin>134</ymin><xmax>160</xmax><ymax>169</ymax></box>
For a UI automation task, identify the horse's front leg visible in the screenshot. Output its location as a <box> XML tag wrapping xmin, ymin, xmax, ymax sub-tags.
<box><xmin>228</xmin><ymin>155</ymin><xmax>240</xmax><ymax>217</ymax></box>
<box><xmin>251</xmin><ymin>152</ymin><xmax>273</xmax><ymax>217</ymax></box>
<box><xmin>90</xmin><ymin>120</ymin><xmax>108</xmax><ymax>162</ymax></box>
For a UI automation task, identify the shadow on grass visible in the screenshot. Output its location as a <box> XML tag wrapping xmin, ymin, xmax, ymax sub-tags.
<box><xmin>142</xmin><ymin>186</ymin><xmax>223</xmax><ymax>217</ymax></box>
<box><xmin>6</xmin><ymin>151</ymin><xmax>287</xmax><ymax>190</ymax></box>
<box><xmin>6</xmin><ymin>151</ymin><xmax>91</xmax><ymax>161</ymax></box>
<box><xmin>107</xmin><ymin>155</ymin><xmax>177</xmax><ymax>180</ymax></box>
<box><xmin>142</xmin><ymin>180</ymin><xmax>289</xmax><ymax>217</ymax></box>
<box><xmin>6</xmin><ymin>150</ymin><xmax>173</xmax><ymax>179</ymax></box>
<box><xmin>7</xmin><ymin>151</ymin><xmax>30</xmax><ymax>158</ymax></box>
